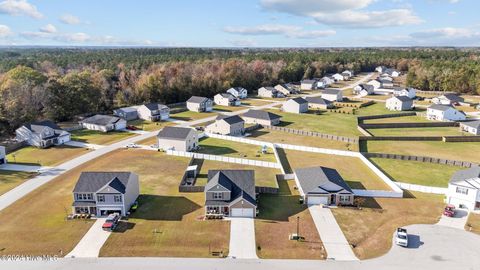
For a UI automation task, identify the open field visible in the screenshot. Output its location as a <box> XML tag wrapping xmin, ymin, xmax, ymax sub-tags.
<box><xmin>71</xmin><ymin>129</ymin><xmax>136</xmax><ymax>145</ymax></box>
<box><xmin>368</xmin><ymin>126</ymin><xmax>464</xmax><ymax>137</ymax></box>
<box><xmin>213</xmin><ymin>105</ymin><xmax>246</xmax><ymax>112</ymax></box>
<box><xmin>194</xmin><ymin>159</ymin><xmax>280</xmax><ymax>188</ymax></box>
<box><xmin>197</xmin><ymin>137</ymin><xmax>277</xmax><ymax>162</ymax></box>
<box><xmin>100</xmin><ymin>150</ymin><xmax>230</xmax><ymax>257</ymax></box>
<box><xmin>369</xmin><ymin>158</ymin><xmax>458</xmax><ymax>187</ymax></box>
<box><xmin>278</xmin><ymin>149</ymin><xmax>390</xmax><ymax>190</ymax></box>
<box><xmin>248</xmin><ymin>129</ymin><xmax>358</xmax><ymax>151</ymax></box>
<box><xmin>241</xmin><ymin>98</ymin><xmax>275</xmax><ymax>107</ymax></box>
<box><xmin>6</xmin><ymin>145</ymin><xmax>89</xmax><ymax>166</ymax></box>
<box><xmin>255</xmin><ymin>180</ymin><xmax>326</xmax><ymax>259</ymax></box>
<box><xmin>364</xmin><ymin>141</ymin><xmax>480</xmax><ymax>164</ymax></box>
<box><xmin>128</xmin><ymin>119</ymin><xmax>173</xmax><ymax>132</ymax></box>
<box><xmin>332</xmin><ymin>191</ymin><xmax>444</xmax><ymax>259</ymax></box>
<box><xmin>466</xmin><ymin>213</ymin><xmax>480</xmax><ymax>235</ymax></box>
<box><xmin>0</xmin><ymin>170</ymin><xmax>36</xmax><ymax>196</ymax></box>
<box><xmin>170</xmin><ymin>110</ymin><xmax>217</xmax><ymax>121</ymax></box>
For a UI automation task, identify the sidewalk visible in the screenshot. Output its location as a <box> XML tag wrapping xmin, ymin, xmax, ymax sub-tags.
<box><xmin>66</xmin><ymin>218</ymin><xmax>111</xmax><ymax>258</ymax></box>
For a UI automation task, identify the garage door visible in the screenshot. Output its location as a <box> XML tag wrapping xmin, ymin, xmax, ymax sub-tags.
<box><xmin>307</xmin><ymin>196</ymin><xmax>329</xmax><ymax>205</ymax></box>
<box><xmin>231</xmin><ymin>208</ymin><xmax>254</xmax><ymax>218</ymax></box>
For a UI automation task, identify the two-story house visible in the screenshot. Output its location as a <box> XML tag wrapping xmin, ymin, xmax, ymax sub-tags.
<box><xmin>386</xmin><ymin>96</ymin><xmax>413</xmax><ymax>111</ymax></box>
<box><xmin>426</xmin><ymin>105</ymin><xmax>466</xmax><ymax>121</ymax></box>
<box><xmin>460</xmin><ymin>120</ymin><xmax>480</xmax><ymax>135</ymax></box>
<box><xmin>214</xmin><ymin>93</ymin><xmax>241</xmax><ymax>107</ymax></box>
<box><xmin>226</xmin><ymin>87</ymin><xmax>248</xmax><ymax>99</ymax></box>
<box><xmin>137</xmin><ymin>103</ymin><xmax>170</xmax><ymax>121</ymax></box>
<box><xmin>157</xmin><ymin>126</ymin><xmax>198</xmax><ymax>151</ymax></box>
<box><xmin>16</xmin><ymin>120</ymin><xmax>71</xmax><ymax>148</ymax></box>
<box><xmin>204</xmin><ymin>170</ymin><xmax>257</xmax><ymax>218</ymax></box>
<box><xmin>446</xmin><ymin>167</ymin><xmax>480</xmax><ymax>211</ymax></box>
<box><xmin>432</xmin><ymin>94</ymin><xmax>465</xmax><ymax>106</ymax></box>
<box><xmin>257</xmin><ymin>87</ymin><xmax>283</xmax><ymax>98</ymax></box>
<box><xmin>113</xmin><ymin>106</ymin><xmax>139</xmax><ymax>121</ymax></box>
<box><xmin>282</xmin><ymin>97</ymin><xmax>308</xmax><ymax>114</ymax></box>
<box><xmin>205</xmin><ymin>115</ymin><xmax>245</xmax><ymax>136</ymax></box>
<box><xmin>187</xmin><ymin>96</ymin><xmax>213</xmax><ymax>112</ymax></box>
<box><xmin>274</xmin><ymin>84</ymin><xmax>296</xmax><ymax>96</ymax></box>
<box><xmin>72</xmin><ymin>172</ymin><xmax>140</xmax><ymax>216</ymax></box>
<box><xmin>321</xmin><ymin>89</ymin><xmax>343</xmax><ymax>102</ymax></box>
<box><xmin>241</xmin><ymin>109</ymin><xmax>281</xmax><ymax>126</ymax></box>
<box><xmin>0</xmin><ymin>146</ymin><xmax>6</xmax><ymax>164</ymax></box>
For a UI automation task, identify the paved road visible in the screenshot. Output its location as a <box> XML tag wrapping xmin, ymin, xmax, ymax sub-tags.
<box><xmin>66</xmin><ymin>218</ymin><xmax>111</xmax><ymax>258</ymax></box>
<box><xmin>308</xmin><ymin>205</ymin><xmax>357</xmax><ymax>261</ymax></box>
<box><xmin>228</xmin><ymin>218</ymin><xmax>258</xmax><ymax>259</ymax></box>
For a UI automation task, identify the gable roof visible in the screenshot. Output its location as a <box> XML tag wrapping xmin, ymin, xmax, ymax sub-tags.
<box><xmin>242</xmin><ymin>109</ymin><xmax>281</xmax><ymax>121</ymax></box>
<box><xmin>187</xmin><ymin>96</ymin><xmax>210</xmax><ymax>104</ymax></box>
<box><xmin>142</xmin><ymin>103</ymin><xmax>169</xmax><ymax>111</ymax></box>
<box><xmin>72</xmin><ymin>172</ymin><xmax>134</xmax><ymax>193</ymax></box>
<box><xmin>157</xmin><ymin>126</ymin><xmax>195</xmax><ymax>140</ymax></box>
<box><xmin>216</xmin><ymin>114</ymin><xmax>244</xmax><ymax>125</ymax></box>
<box><xmin>461</xmin><ymin>120</ymin><xmax>480</xmax><ymax>129</ymax></box>
<box><xmin>81</xmin><ymin>115</ymin><xmax>122</xmax><ymax>126</ymax></box>
<box><xmin>228</xmin><ymin>87</ymin><xmax>247</xmax><ymax>92</ymax></box>
<box><xmin>295</xmin><ymin>166</ymin><xmax>353</xmax><ymax>194</ymax></box>
<box><xmin>216</xmin><ymin>93</ymin><xmax>236</xmax><ymax>99</ymax></box>
<box><xmin>301</xmin><ymin>79</ymin><xmax>316</xmax><ymax>84</ymax></box>
<box><xmin>358</xmin><ymin>84</ymin><xmax>374</xmax><ymax>91</ymax></box>
<box><xmin>206</xmin><ymin>170</ymin><xmax>256</xmax><ymax>206</ymax></box>
<box><xmin>289</xmin><ymin>97</ymin><xmax>308</xmax><ymax>105</ymax></box>
<box><xmin>449</xmin><ymin>167</ymin><xmax>480</xmax><ymax>188</ymax></box>
<box><xmin>441</xmin><ymin>93</ymin><xmax>464</xmax><ymax>102</ymax></box>
<box><xmin>115</xmin><ymin>106</ymin><xmax>138</xmax><ymax>113</ymax></box>
<box><xmin>322</xmin><ymin>89</ymin><xmax>342</xmax><ymax>95</ymax></box>
<box><xmin>428</xmin><ymin>104</ymin><xmax>455</xmax><ymax>112</ymax></box>
<box><xmin>390</xmin><ymin>96</ymin><xmax>412</xmax><ymax>102</ymax></box>
<box><xmin>305</xmin><ymin>96</ymin><xmax>331</xmax><ymax>105</ymax></box>
<box><xmin>260</xmin><ymin>86</ymin><xmax>277</xmax><ymax>92</ymax></box>
<box><xmin>22</xmin><ymin>120</ymin><xmax>66</xmax><ymax>136</ymax></box>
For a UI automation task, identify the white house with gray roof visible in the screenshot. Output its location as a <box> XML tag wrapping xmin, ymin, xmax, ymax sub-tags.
<box><xmin>426</xmin><ymin>105</ymin><xmax>466</xmax><ymax>121</ymax></box>
<box><xmin>321</xmin><ymin>89</ymin><xmax>343</xmax><ymax>102</ymax></box>
<box><xmin>332</xmin><ymin>73</ymin><xmax>344</xmax><ymax>81</ymax></box>
<box><xmin>386</xmin><ymin>96</ymin><xmax>413</xmax><ymax>111</ymax></box>
<box><xmin>304</xmin><ymin>96</ymin><xmax>333</xmax><ymax>110</ymax></box>
<box><xmin>113</xmin><ymin>106</ymin><xmax>139</xmax><ymax>121</ymax></box>
<box><xmin>137</xmin><ymin>103</ymin><xmax>170</xmax><ymax>121</ymax></box>
<box><xmin>353</xmin><ymin>84</ymin><xmax>374</xmax><ymax>96</ymax></box>
<box><xmin>294</xmin><ymin>166</ymin><xmax>354</xmax><ymax>206</ymax></box>
<box><xmin>393</xmin><ymin>87</ymin><xmax>416</xmax><ymax>99</ymax></box>
<box><xmin>80</xmin><ymin>115</ymin><xmax>127</xmax><ymax>132</ymax></box>
<box><xmin>206</xmin><ymin>115</ymin><xmax>245</xmax><ymax>136</ymax></box>
<box><xmin>204</xmin><ymin>170</ymin><xmax>257</xmax><ymax>218</ymax></box>
<box><xmin>16</xmin><ymin>120</ymin><xmax>71</xmax><ymax>148</ymax></box>
<box><xmin>432</xmin><ymin>94</ymin><xmax>465</xmax><ymax>106</ymax></box>
<box><xmin>226</xmin><ymin>87</ymin><xmax>248</xmax><ymax>99</ymax></box>
<box><xmin>214</xmin><ymin>93</ymin><xmax>240</xmax><ymax>107</ymax></box>
<box><xmin>282</xmin><ymin>97</ymin><xmax>308</xmax><ymax>114</ymax></box>
<box><xmin>300</xmin><ymin>80</ymin><xmax>317</xmax><ymax>90</ymax></box>
<box><xmin>258</xmin><ymin>86</ymin><xmax>283</xmax><ymax>98</ymax></box>
<box><xmin>187</xmin><ymin>96</ymin><xmax>213</xmax><ymax>112</ymax></box>
<box><xmin>274</xmin><ymin>84</ymin><xmax>296</xmax><ymax>96</ymax></box>
<box><xmin>460</xmin><ymin>120</ymin><xmax>480</xmax><ymax>135</ymax></box>
<box><xmin>446</xmin><ymin>167</ymin><xmax>480</xmax><ymax>211</ymax></box>
<box><xmin>0</xmin><ymin>146</ymin><xmax>6</xmax><ymax>164</ymax></box>
<box><xmin>72</xmin><ymin>172</ymin><xmax>139</xmax><ymax>216</ymax></box>
<box><xmin>157</xmin><ymin>126</ymin><xmax>198</xmax><ymax>151</ymax></box>
<box><xmin>241</xmin><ymin>110</ymin><xmax>281</xmax><ymax>126</ymax></box>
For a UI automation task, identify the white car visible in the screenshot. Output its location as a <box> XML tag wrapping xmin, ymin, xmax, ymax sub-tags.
<box><xmin>125</xmin><ymin>143</ymin><xmax>139</xmax><ymax>148</ymax></box>
<box><xmin>395</xmin><ymin>228</ymin><xmax>408</xmax><ymax>247</ymax></box>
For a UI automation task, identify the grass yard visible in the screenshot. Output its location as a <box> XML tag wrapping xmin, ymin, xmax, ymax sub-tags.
<box><xmin>0</xmin><ymin>170</ymin><xmax>36</xmax><ymax>196</ymax></box>
<box><xmin>365</xmin><ymin>95</ymin><xmax>390</xmax><ymax>101</ymax></box>
<box><xmin>128</xmin><ymin>119</ymin><xmax>174</xmax><ymax>132</ymax></box>
<box><xmin>278</xmin><ymin>149</ymin><xmax>390</xmax><ymax>190</ymax></box>
<box><xmin>137</xmin><ymin>135</ymin><xmax>159</xmax><ymax>146</ymax></box>
<box><xmin>6</xmin><ymin>145</ymin><xmax>89</xmax><ymax>166</ymax></box>
<box><xmin>71</xmin><ymin>129</ymin><xmax>136</xmax><ymax>145</ymax></box>
<box><xmin>255</xmin><ymin>180</ymin><xmax>326</xmax><ymax>259</ymax></box>
<box><xmin>197</xmin><ymin>137</ymin><xmax>277</xmax><ymax>162</ymax></box>
<box><xmin>363</xmin><ymin>115</ymin><xmax>431</xmax><ymax>124</ymax></box>
<box><xmin>241</xmin><ymin>98</ymin><xmax>275</xmax><ymax>107</ymax></box>
<box><xmin>248</xmin><ymin>129</ymin><xmax>359</xmax><ymax>151</ymax></box>
<box><xmin>465</xmin><ymin>213</ymin><xmax>480</xmax><ymax>235</ymax></box>
<box><xmin>369</xmin><ymin>158</ymin><xmax>458</xmax><ymax>187</ymax></box>
<box><xmin>368</xmin><ymin>126</ymin><xmax>464</xmax><ymax>137</ymax></box>
<box><xmin>170</xmin><ymin>110</ymin><xmax>217</xmax><ymax>121</ymax></box>
<box><xmin>213</xmin><ymin>105</ymin><xmax>246</xmax><ymax>112</ymax></box>
<box><xmin>332</xmin><ymin>192</ymin><xmax>444</xmax><ymax>259</ymax></box>
<box><xmin>364</xmin><ymin>140</ymin><xmax>480</xmax><ymax>164</ymax></box>
<box><xmin>194</xmin><ymin>159</ymin><xmax>280</xmax><ymax>188</ymax></box>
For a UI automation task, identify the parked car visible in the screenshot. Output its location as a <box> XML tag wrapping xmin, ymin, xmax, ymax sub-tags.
<box><xmin>102</xmin><ymin>213</ymin><xmax>120</xmax><ymax>231</ymax></box>
<box><xmin>395</xmin><ymin>228</ymin><xmax>408</xmax><ymax>247</ymax></box>
<box><xmin>443</xmin><ymin>204</ymin><xmax>456</xmax><ymax>217</ymax></box>
<box><xmin>195</xmin><ymin>126</ymin><xmax>204</xmax><ymax>131</ymax></box>
<box><xmin>126</xmin><ymin>143</ymin><xmax>139</xmax><ymax>148</ymax></box>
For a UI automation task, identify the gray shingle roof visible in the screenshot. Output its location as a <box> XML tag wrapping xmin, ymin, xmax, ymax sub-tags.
<box><xmin>461</xmin><ymin>120</ymin><xmax>480</xmax><ymax>129</ymax></box>
<box><xmin>428</xmin><ymin>104</ymin><xmax>454</xmax><ymax>112</ymax></box>
<box><xmin>295</xmin><ymin>166</ymin><xmax>353</xmax><ymax>194</ymax></box>
<box><xmin>322</xmin><ymin>89</ymin><xmax>342</xmax><ymax>95</ymax></box>
<box><xmin>359</xmin><ymin>84</ymin><xmax>374</xmax><ymax>91</ymax></box>
<box><xmin>23</xmin><ymin>120</ymin><xmax>66</xmax><ymax>137</ymax></box>
<box><xmin>305</xmin><ymin>96</ymin><xmax>331</xmax><ymax>105</ymax></box>
<box><xmin>206</xmin><ymin>170</ymin><xmax>256</xmax><ymax>206</ymax></box>
<box><xmin>450</xmin><ymin>167</ymin><xmax>480</xmax><ymax>184</ymax></box>
<box><xmin>72</xmin><ymin>172</ymin><xmax>134</xmax><ymax>193</ymax></box>
<box><xmin>142</xmin><ymin>103</ymin><xmax>169</xmax><ymax>111</ymax></box>
<box><xmin>442</xmin><ymin>94</ymin><xmax>464</xmax><ymax>102</ymax></box>
<box><xmin>242</xmin><ymin>110</ymin><xmax>281</xmax><ymax>121</ymax></box>
<box><xmin>391</xmin><ymin>96</ymin><xmax>412</xmax><ymax>102</ymax></box>
<box><xmin>157</xmin><ymin>126</ymin><xmax>195</xmax><ymax>140</ymax></box>
<box><xmin>290</xmin><ymin>97</ymin><xmax>308</xmax><ymax>104</ymax></box>
<box><xmin>301</xmin><ymin>79</ymin><xmax>316</xmax><ymax>84</ymax></box>
<box><xmin>216</xmin><ymin>114</ymin><xmax>244</xmax><ymax>125</ymax></box>
<box><xmin>81</xmin><ymin>115</ymin><xmax>122</xmax><ymax>126</ymax></box>
<box><xmin>187</xmin><ymin>96</ymin><xmax>210</xmax><ymax>104</ymax></box>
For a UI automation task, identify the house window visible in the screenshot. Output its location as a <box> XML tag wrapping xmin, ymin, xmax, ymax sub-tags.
<box><xmin>456</xmin><ymin>187</ymin><xmax>468</xmax><ymax>195</ymax></box>
<box><xmin>339</xmin><ymin>195</ymin><xmax>351</xmax><ymax>203</ymax></box>
<box><xmin>114</xmin><ymin>195</ymin><xmax>122</xmax><ymax>203</ymax></box>
<box><xmin>97</xmin><ymin>195</ymin><xmax>105</xmax><ymax>202</ymax></box>
<box><xmin>213</xmin><ymin>192</ymin><xmax>223</xmax><ymax>199</ymax></box>
<box><xmin>76</xmin><ymin>193</ymin><xmax>93</xmax><ymax>200</ymax></box>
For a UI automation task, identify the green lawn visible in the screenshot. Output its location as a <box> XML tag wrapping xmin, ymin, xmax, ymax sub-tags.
<box><xmin>71</xmin><ymin>129</ymin><xmax>136</xmax><ymax>145</ymax></box>
<box><xmin>6</xmin><ymin>145</ymin><xmax>89</xmax><ymax>166</ymax></box>
<box><xmin>369</xmin><ymin>158</ymin><xmax>459</xmax><ymax>187</ymax></box>
<box><xmin>364</xmin><ymin>115</ymin><xmax>431</xmax><ymax>124</ymax></box>
<box><xmin>127</xmin><ymin>119</ymin><xmax>173</xmax><ymax>132</ymax></box>
<box><xmin>170</xmin><ymin>110</ymin><xmax>217</xmax><ymax>121</ymax></box>
<box><xmin>197</xmin><ymin>137</ymin><xmax>277</xmax><ymax>162</ymax></box>
<box><xmin>241</xmin><ymin>98</ymin><xmax>275</xmax><ymax>107</ymax></box>
<box><xmin>213</xmin><ymin>105</ymin><xmax>246</xmax><ymax>112</ymax></box>
<box><xmin>0</xmin><ymin>170</ymin><xmax>36</xmax><ymax>196</ymax></box>
<box><xmin>369</xmin><ymin>126</ymin><xmax>464</xmax><ymax>137</ymax></box>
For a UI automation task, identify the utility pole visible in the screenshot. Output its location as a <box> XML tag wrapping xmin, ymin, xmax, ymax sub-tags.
<box><xmin>296</xmin><ymin>216</ymin><xmax>300</xmax><ymax>239</ymax></box>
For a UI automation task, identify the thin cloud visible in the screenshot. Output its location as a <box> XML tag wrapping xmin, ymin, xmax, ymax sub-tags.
<box><xmin>39</xmin><ymin>24</ymin><xmax>57</xmax><ymax>33</ymax></box>
<box><xmin>224</xmin><ymin>24</ymin><xmax>335</xmax><ymax>39</ymax></box>
<box><xmin>59</xmin><ymin>14</ymin><xmax>81</xmax><ymax>25</ymax></box>
<box><xmin>0</xmin><ymin>24</ymin><xmax>13</xmax><ymax>37</ymax></box>
<box><xmin>0</xmin><ymin>0</ymin><xmax>43</xmax><ymax>19</ymax></box>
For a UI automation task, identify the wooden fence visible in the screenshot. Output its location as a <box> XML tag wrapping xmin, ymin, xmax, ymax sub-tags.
<box><xmin>357</xmin><ymin>112</ymin><xmax>417</xmax><ymax>124</ymax></box>
<box><xmin>364</xmin><ymin>152</ymin><xmax>478</xmax><ymax>168</ymax></box>
<box><xmin>262</xmin><ymin>125</ymin><xmax>358</xmax><ymax>143</ymax></box>
<box><xmin>359</xmin><ymin>122</ymin><xmax>458</xmax><ymax>129</ymax></box>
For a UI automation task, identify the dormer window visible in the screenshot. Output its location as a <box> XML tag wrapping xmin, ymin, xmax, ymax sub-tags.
<box><xmin>213</xmin><ymin>192</ymin><xmax>223</xmax><ymax>199</ymax></box>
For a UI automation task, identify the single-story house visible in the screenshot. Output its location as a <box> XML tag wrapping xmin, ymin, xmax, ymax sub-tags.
<box><xmin>187</xmin><ymin>96</ymin><xmax>213</xmax><ymax>112</ymax></box>
<box><xmin>375</xmin><ymin>66</ymin><xmax>387</xmax><ymax>73</ymax></box>
<box><xmin>113</xmin><ymin>106</ymin><xmax>139</xmax><ymax>121</ymax></box>
<box><xmin>72</xmin><ymin>172</ymin><xmax>139</xmax><ymax>217</ymax></box>
<box><xmin>80</xmin><ymin>115</ymin><xmax>127</xmax><ymax>132</ymax></box>
<box><xmin>0</xmin><ymin>146</ymin><xmax>6</xmax><ymax>164</ymax></box>
<box><xmin>258</xmin><ymin>86</ymin><xmax>283</xmax><ymax>98</ymax></box>
<box><xmin>332</xmin><ymin>73</ymin><xmax>344</xmax><ymax>81</ymax></box>
<box><xmin>16</xmin><ymin>120</ymin><xmax>71</xmax><ymax>148</ymax></box>
<box><xmin>367</xmin><ymin>79</ymin><xmax>382</xmax><ymax>89</ymax></box>
<box><xmin>205</xmin><ymin>170</ymin><xmax>257</xmax><ymax>218</ymax></box>
<box><xmin>205</xmin><ymin>114</ymin><xmax>245</xmax><ymax>136</ymax></box>
<box><xmin>446</xmin><ymin>167</ymin><xmax>480</xmax><ymax>211</ymax></box>
<box><xmin>432</xmin><ymin>94</ymin><xmax>465</xmax><ymax>106</ymax></box>
<box><xmin>282</xmin><ymin>97</ymin><xmax>308</xmax><ymax>114</ymax></box>
<box><xmin>214</xmin><ymin>93</ymin><xmax>241</xmax><ymax>107</ymax></box>
<box><xmin>304</xmin><ymin>96</ymin><xmax>333</xmax><ymax>110</ymax></box>
<box><xmin>341</xmin><ymin>70</ymin><xmax>354</xmax><ymax>79</ymax></box>
<box><xmin>460</xmin><ymin>120</ymin><xmax>480</xmax><ymax>135</ymax></box>
<box><xmin>393</xmin><ymin>87</ymin><xmax>416</xmax><ymax>99</ymax></box>
<box><xmin>383</xmin><ymin>68</ymin><xmax>401</xmax><ymax>77</ymax></box>
<box><xmin>386</xmin><ymin>96</ymin><xmax>413</xmax><ymax>111</ymax></box>
<box><xmin>137</xmin><ymin>103</ymin><xmax>170</xmax><ymax>121</ymax></box>
<box><xmin>157</xmin><ymin>126</ymin><xmax>198</xmax><ymax>151</ymax></box>
<box><xmin>242</xmin><ymin>109</ymin><xmax>281</xmax><ymax>126</ymax></box>
<box><xmin>300</xmin><ymin>79</ymin><xmax>317</xmax><ymax>90</ymax></box>
<box><xmin>274</xmin><ymin>84</ymin><xmax>296</xmax><ymax>96</ymax></box>
<box><xmin>294</xmin><ymin>166</ymin><xmax>354</xmax><ymax>206</ymax></box>
<box><xmin>321</xmin><ymin>89</ymin><xmax>343</xmax><ymax>102</ymax></box>
<box><xmin>426</xmin><ymin>104</ymin><xmax>466</xmax><ymax>121</ymax></box>
<box><xmin>226</xmin><ymin>87</ymin><xmax>248</xmax><ymax>99</ymax></box>
<box><xmin>353</xmin><ymin>84</ymin><xmax>374</xmax><ymax>96</ymax></box>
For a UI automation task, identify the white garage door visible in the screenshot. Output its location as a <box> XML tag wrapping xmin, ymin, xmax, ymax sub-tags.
<box><xmin>307</xmin><ymin>196</ymin><xmax>329</xmax><ymax>205</ymax></box>
<box><xmin>231</xmin><ymin>208</ymin><xmax>254</xmax><ymax>218</ymax></box>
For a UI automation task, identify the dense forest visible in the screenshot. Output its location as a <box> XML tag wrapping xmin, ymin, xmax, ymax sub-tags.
<box><xmin>0</xmin><ymin>47</ymin><xmax>480</xmax><ymax>136</ymax></box>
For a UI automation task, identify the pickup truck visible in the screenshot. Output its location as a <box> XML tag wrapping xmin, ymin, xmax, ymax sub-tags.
<box><xmin>395</xmin><ymin>228</ymin><xmax>408</xmax><ymax>247</ymax></box>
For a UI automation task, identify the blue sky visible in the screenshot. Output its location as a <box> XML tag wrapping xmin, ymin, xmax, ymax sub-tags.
<box><xmin>0</xmin><ymin>0</ymin><xmax>478</xmax><ymax>47</ymax></box>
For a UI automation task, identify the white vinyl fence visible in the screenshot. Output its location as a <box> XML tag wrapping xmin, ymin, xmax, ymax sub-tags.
<box><xmin>352</xmin><ymin>189</ymin><xmax>403</xmax><ymax>198</ymax></box>
<box><xmin>394</xmin><ymin>182</ymin><xmax>448</xmax><ymax>195</ymax></box>
<box><xmin>205</xmin><ymin>132</ymin><xmax>274</xmax><ymax>147</ymax></box>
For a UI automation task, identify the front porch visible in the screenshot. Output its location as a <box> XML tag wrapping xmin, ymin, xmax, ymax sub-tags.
<box><xmin>205</xmin><ymin>205</ymin><xmax>230</xmax><ymax>219</ymax></box>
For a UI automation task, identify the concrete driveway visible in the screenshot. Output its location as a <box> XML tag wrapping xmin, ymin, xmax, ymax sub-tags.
<box><xmin>228</xmin><ymin>217</ymin><xmax>258</xmax><ymax>259</ymax></box>
<box><xmin>65</xmin><ymin>140</ymin><xmax>104</xmax><ymax>150</ymax></box>
<box><xmin>0</xmin><ymin>163</ymin><xmax>51</xmax><ymax>172</ymax></box>
<box><xmin>308</xmin><ymin>205</ymin><xmax>357</xmax><ymax>261</ymax></box>
<box><xmin>66</xmin><ymin>218</ymin><xmax>111</xmax><ymax>258</ymax></box>
<box><xmin>437</xmin><ymin>209</ymin><xmax>469</xmax><ymax>229</ymax></box>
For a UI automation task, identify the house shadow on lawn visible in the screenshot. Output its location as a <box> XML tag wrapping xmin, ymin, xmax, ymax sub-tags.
<box><xmin>277</xmin><ymin>121</ymin><xmax>294</xmax><ymax>127</ymax></box>
<box><xmin>256</xmin><ymin>180</ymin><xmax>305</xmax><ymax>222</ymax></box>
<box><xmin>247</xmin><ymin>130</ymin><xmax>270</xmax><ymax>138</ymax></box>
<box><xmin>113</xmin><ymin>221</ymin><xmax>136</xmax><ymax>233</ymax></box>
<box><xmin>275</xmin><ymin>148</ymin><xmax>293</xmax><ymax>174</ymax></box>
<box><xmin>131</xmin><ymin>194</ymin><xmax>201</xmax><ymax>221</ymax></box>
<box><xmin>170</xmin><ymin>116</ymin><xmax>192</xmax><ymax>121</ymax></box>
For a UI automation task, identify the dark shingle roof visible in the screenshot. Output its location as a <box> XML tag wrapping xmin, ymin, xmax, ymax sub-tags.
<box><xmin>157</xmin><ymin>126</ymin><xmax>195</xmax><ymax>140</ymax></box>
<box><xmin>216</xmin><ymin>93</ymin><xmax>236</xmax><ymax>99</ymax></box>
<box><xmin>216</xmin><ymin>114</ymin><xmax>244</xmax><ymax>125</ymax></box>
<box><xmin>391</xmin><ymin>96</ymin><xmax>412</xmax><ymax>102</ymax></box>
<box><xmin>429</xmin><ymin>104</ymin><xmax>454</xmax><ymax>112</ymax></box>
<box><xmin>442</xmin><ymin>94</ymin><xmax>464</xmax><ymax>102</ymax></box>
<box><xmin>358</xmin><ymin>84</ymin><xmax>374</xmax><ymax>91</ymax></box>
<box><xmin>72</xmin><ymin>172</ymin><xmax>134</xmax><ymax>193</ymax></box>
<box><xmin>206</xmin><ymin>170</ymin><xmax>256</xmax><ymax>206</ymax></box>
<box><xmin>187</xmin><ymin>96</ymin><xmax>210</xmax><ymax>104</ymax></box>
<box><xmin>290</xmin><ymin>97</ymin><xmax>308</xmax><ymax>104</ymax></box>
<box><xmin>305</xmin><ymin>96</ymin><xmax>331</xmax><ymax>105</ymax></box>
<box><xmin>23</xmin><ymin>120</ymin><xmax>66</xmax><ymax>137</ymax></box>
<box><xmin>461</xmin><ymin>120</ymin><xmax>480</xmax><ymax>129</ymax></box>
<box><xmin>81</xmin><ymin>115</ymin><xmax>122</xmax><ymax>126</ymax></box>
<box><xmin>295</xmin><ymin>166</ymin><xmax>353</xmax><ymax>194</ymax></box>
<box><xmin>142</xmin><ymin>103</ymin><xmax>169</xmax><ymax>111</ymax></box>
<box><xmin>322</xmin><ymin>89</ymin><xmax>342</xmax><ymax>95</ymax></box>
<box><xmin>301</xmin><ymin>79</ymin><xmax>316</xmax><ymax>84</ymax></box>
<box><xmin>450</xmin><ymin>167</ymin><xmax>480</xmax><ymax>184</ymax></box>
<box><xmin>242</xmin><ymin>110</ymin><xmax>281</xmax><ymax>121</ymax></box>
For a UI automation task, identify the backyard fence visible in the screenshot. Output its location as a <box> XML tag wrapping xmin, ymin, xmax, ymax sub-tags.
<box><xmin>394</xmin><ymin>182</ymin><xmax>448</xmax><ymax>195</ymax></box>
<box><xmin>352</xmin><ymin>189</ymin><xmax>403</xmax><ymax>198</ymax></box>
<box><xmin>443</xmin><ymin>136</ymin><xmax>480</xmax><ymax>142</ymax></box>
<box><xmin>262</xmin><ymin>125</ymin><xmax>358</xmax><ymax>143</ymax></box>
<box><xmin>1</xmin><ymin>141</ymin><xmax>26</xmax><ymax>154</ymax></box>
<box><xmin>359</xmin><ymin>122</ymin><xmax>458</xmax><ymax>129</ymax></box>
<box><xmin>357</xmin><ymin>112</ymin><xmax>417</xmax><ymax>124</ymax></box>
<box><xmin>205</xmin><ymin>132</ymin><xmax>274</xmax><ymax>147</ymax></box>
<box><xmin>364</xmin><ymin>152</ymin><xmax>478</xmax><ymax>168</ymax></box>
<box><xmin>359</xmin><ymin>136</ymin><xmax>444</xmax><ymax>141</ymax></box>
